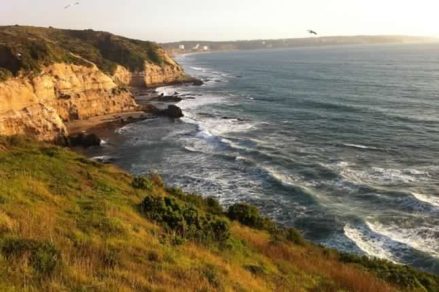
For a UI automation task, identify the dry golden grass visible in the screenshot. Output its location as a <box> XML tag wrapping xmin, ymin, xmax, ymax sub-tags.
<box><xmin>0</xmin><ymin>139</ymin><xmax>435</xmax><ymax>291</ymax></box>
<box><xmin>232</xmin><ymin>225</ymin><xmax>396</xmax><ymax>292</ymax></box>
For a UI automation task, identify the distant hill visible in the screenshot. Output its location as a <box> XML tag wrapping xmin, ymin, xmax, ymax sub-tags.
<box><xmin>163</xmin><ymin>35</ymin><xmax>438</xmax><ymax>53</ymax></box>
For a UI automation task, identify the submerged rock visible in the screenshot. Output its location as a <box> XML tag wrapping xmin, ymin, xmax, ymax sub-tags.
<box><xmin>159</xmin><ymin>105</ymin><xmax>184</xmax><ymax>118</ymax></box>
<box><xmin>67</xmin><ymin>133</ymin><xmax>101</xmax><ymax>148</ymax></box>
<box><xmin>192</xmin><ymin>79</ymin><xmax>204</xmax><ymax>86</ymax></box>
<box><xmin>153</xmin><ymin>95</ymin><xmax>183</xmax><ymax>102</ymax></box>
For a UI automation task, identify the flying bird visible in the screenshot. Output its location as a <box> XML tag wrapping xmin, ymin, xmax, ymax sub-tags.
<box><xmin>308</xmin><ymin>30</ymin><xmax>318</xmax><ymax>36</ymax></box>
<box><xmin>64</xmin><ymin>2</ymin><xmax>79</xmax><ymax>9</ymax></box>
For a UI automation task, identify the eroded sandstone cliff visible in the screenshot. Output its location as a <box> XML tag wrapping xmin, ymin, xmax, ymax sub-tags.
<box><xmin>0</xmin><ymin>26</ymin><xmax>190</xmax><ymax>141</ymax></box>
<box><xmin>0</xmin><ymin>63</ymin><xmax>138</xmax><ymax>141</ymax></box>
<box><xmin>112</xmin><ymin>48</ymin><xmax>188</xmax><ymax>87</ymax></box>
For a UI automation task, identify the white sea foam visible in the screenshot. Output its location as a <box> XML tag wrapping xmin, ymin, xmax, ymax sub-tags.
<box><xmin>155</xmin><ymin>86</ymin><xmax>175</xmax><ymax>96</ymax></box>
<box><xmin>330</xmin><ymin>162</ymin><xmax>431</xmax><ymax>186</ymax></box>
<box><xmin>196</xmin><ymin>129</ymin><xmax>214</xmax><ymax>139</ymax></box>
<box><xmin>342</xmin><ymin>143</ymin><xmax>380</xmax><ymax>150</ymax></box>
<box><xmin>235</xmin><ymin>156</ymin><xmax>248</xmax><ymax>162</ymax></box>
<box><xmin>178</xmin><ymin>94</ymin><xmax>225</xmax><ymax>110</ymax></box>
<box><xmin>115</xmin><ymin>124</ymin><xmax>135</xmax><ymax>134</ymax></box>
<box><xmin>411</xmin><ymin>192</ymin><xmax>439</xmax><ymax>207</ymax></box>
<box><xmin>190</xmin><ymin>66</ymin><xmax>206</xmax><ymax>72</ymax></box>
<box><xmin>366</xmin><ymin>220</ymin><xmax>439</xmax><ymax>259</ymax></box>
<box><xmin>344</xmin><ymin>224</ymin><xmax>399</xmax><ymax>263</ymax></box>
<box><xmin>183</xmin><ymin>146</ymin><xmax>198</xmax><ymax>153</ymax></box>
<box><xmin>262</xmin><ymin>165</ymin><xmax>297</xmax><ymax>187</ymax></box>
<box><xmin>90</xmin><ymin>155</ymin><xmax>116</xmax><ymax>163</ymax></box>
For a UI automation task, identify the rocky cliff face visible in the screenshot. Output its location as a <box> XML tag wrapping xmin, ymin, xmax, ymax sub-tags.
<box><xmin>143</xmin><ymin>49</ymin><xmax>186</xmax><ymax>87</ymax></box>
<box><xmin>112</xmin><ymin>49</ymin><xmax>187</xmax><ymax>88</ymax></box>
<box><xmin>0</xmin><ymin>26</ymin><xmax>192</xmax><ymax>142</ymax></box>
<box><xmin>0</xmin><ymin>63</ymin><xmax>138</xmax><ymax>141</ymax></box>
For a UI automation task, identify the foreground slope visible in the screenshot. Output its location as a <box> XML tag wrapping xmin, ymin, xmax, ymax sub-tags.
<box><xmin>0</xmin><ymin>137</ymin><xmax>438</xmax><ymax>291</ymax></box>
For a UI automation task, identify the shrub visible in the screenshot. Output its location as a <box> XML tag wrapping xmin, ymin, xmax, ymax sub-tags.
<box><xmin>226</xmin><ymin>203</ymin><xmax>267</xmax><ymax>229</ymax></box>
<box><xmin>269</xmin><ymin>226</ymin><xmax>305</xmax><ymax>246</ymax></box>
<box><xmin>201</xmin><ymin>264</ymin><xmax>221</xmax><ymax>288</ymax></box>
<box><xmin>205</xmin><ymin>197</ymin><xmax>224</xmax><ymax>215</ymax></box>
<box><xmin>0</xmin><ymin>26</ymin><xmax>170</xmax><ymax>80</ymax></box>
<box><xmin>132</xmin><ymin>176</ymin><xmax>153</xmax><ymax>190</ymax></box>
<box><xmin>1</xmin><ymin>238</ymin><xmax>61</xmax><ymax>276</ymax></box>
<box><xmin>148</xmin><ymin>172</ymin><xmax>165</xmax><ymax>188</ymax></box>
<box><xmin>339</xmin><ymin>253</ymin><xmax>439</xmax><ymax>291</ymax></box>
<box><xmin>0</xmin><ymin>68</ymin><xmax>12</xmax><ymax>82</ymax></box>
<box><xmin>147</xmin><ymin>250</ymin><xmax>162</xmax><ymax>262</ymax></box>
<box><xmin>227</xmin><ymin>203</ymin><xmax>305</xmax><ymax>245</ymax></box>
<box><xmin>244</xmin><ymin>264</ymin><xmax>266</xmax><ymax>276</ymax></box>
<box><xmin>167</xmin><ymin>188</ymin><xmax>224</xmax><ymax>215</ymax></box>
<box><xmin>102</xmin><ymin>247</ymin><xmax>119</xmax><ymax>269</ymax></box>
<box><xmin>140</xmin><ymin>195</ymin><xmax>230</xmax><ymax>244</ymax></box>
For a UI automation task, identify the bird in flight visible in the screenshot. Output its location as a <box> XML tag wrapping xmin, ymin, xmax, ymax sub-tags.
<box><xmin>308</xmin><ymin>30</ymin><xmax>318</xmax><ymax>36</ymax></box>
<box><xmin>64</xmin><ymin>2</ymin><xmax>80</xmax><ymax>9</ymax></box>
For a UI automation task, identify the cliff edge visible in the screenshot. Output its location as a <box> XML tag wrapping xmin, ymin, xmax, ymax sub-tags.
<box><xmin>0</xmin><ymin>26</ymin><xmax>190</xmax><ymax>141</ymax></box>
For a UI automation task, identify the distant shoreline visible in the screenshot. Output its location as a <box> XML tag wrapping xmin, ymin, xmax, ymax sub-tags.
<box><xmin>164</xmin><ymin>35</ymin><xmax>439</xmax><ymax>55</ymax></box>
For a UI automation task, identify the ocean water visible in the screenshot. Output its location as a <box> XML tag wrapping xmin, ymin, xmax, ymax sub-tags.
<box><xmin>91</xmin><ymin>44</ymin><xmax>439</xmax><ymax>274</ymax></box>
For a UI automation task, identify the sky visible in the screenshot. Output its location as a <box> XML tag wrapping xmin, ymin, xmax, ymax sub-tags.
<box><xmin>1</xmin><ymin>0</ymin><xmax>439</xmax><ymax>42</ymax></box>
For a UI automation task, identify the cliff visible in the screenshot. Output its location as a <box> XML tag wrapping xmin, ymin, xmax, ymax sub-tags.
<box><xmin>0</xmin><ymin>26</ymin><xmax>190</xmax><ymax>141</ymax></box>
<box><xmin>1</xmin><ymin>137</ymin><xmax>438</xmax><ymax>291</ymax></box>
<box><xmin>0</xmin><ymin>63</ymin><xmax>138</xmax><ymax>141</ymax></box>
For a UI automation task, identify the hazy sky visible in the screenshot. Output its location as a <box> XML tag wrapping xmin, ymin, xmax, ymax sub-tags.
<box><xmin>1</xmin><ymin>0</ymin><xmax>439</xmax><ymax>42</ymax></box>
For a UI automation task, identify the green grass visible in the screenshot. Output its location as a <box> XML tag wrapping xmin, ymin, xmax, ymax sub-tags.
<box><xmin>0</xmin><ymin>25</ymin><xmax>168</xmax><ymax>79</ymax></box>
<box><xmin>0</xmin><ymin>136</ymin><xmax>438</xmax><ymax>291</ymax></box>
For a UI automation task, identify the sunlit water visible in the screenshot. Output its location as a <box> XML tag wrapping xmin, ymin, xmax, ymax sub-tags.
<box><xmin>89</xmin><ymin>44</ymin><xmax>439</xmax><ymax>274</ymax></box>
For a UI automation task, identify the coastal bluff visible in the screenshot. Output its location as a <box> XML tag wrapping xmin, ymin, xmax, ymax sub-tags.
<box><xmin>0</xmin><ymin>26</ymin><xmax>189</xmax><ymax>141</ymax></box>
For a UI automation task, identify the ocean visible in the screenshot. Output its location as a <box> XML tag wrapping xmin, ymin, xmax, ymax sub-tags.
<box><xmin>89</xmin><ymin>44</ymin><xmax>439</xmax><ymax>274</ymax></box>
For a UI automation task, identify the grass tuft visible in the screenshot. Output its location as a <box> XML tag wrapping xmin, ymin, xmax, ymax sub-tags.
<box><xmin>1</xmin><ymin>238</ymin><xmax>61</xmax><ymax>276</ymax></box>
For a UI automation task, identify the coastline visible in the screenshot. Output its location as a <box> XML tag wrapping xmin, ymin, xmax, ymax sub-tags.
<box><xmin>65</xmin><ymin>44</ymin><xmax>439</xmax><ymax>274</ymax></box>
<box><xmin>65</xmin><ymin>77</ymin><xmax>202</xmax><ymax>137</ymax></box>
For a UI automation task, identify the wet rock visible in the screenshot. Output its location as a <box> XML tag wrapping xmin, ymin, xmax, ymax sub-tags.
<box><xmin>152</xmin><ymin>95</ymin><xmax>183</xmax><ymax>102</ymax></box>
<box><xmin>192</xmin><ymin>79</ymin><xmax>204</xmax><ymax>86</ymax></box>
<box><xmin>159</xmin><ymin>105</ymin><xmax>184</xmax><ymax>118</ymax></box>
<box><xmin>68</xmin><ymin>133</ymin><xmax>101</xmax><ymax>148</ymax></box>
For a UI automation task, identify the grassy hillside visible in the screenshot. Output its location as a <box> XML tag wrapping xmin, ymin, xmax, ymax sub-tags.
<box><xmin>0</xmin><ymin>25</ymin><xmax>168</xmax><ymax>81</ymax></box>
<box><xmin>0</xmin><ymin>137</ymin><xmax>438</xmax><ymax>291</ymax></box>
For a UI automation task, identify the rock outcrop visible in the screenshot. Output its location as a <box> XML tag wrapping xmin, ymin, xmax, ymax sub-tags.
<box><xmin>112</xmin><ymin>49</ymin><xmax>188</xmax><ymax>88</ymax></box>
<box><xmin>0</xmin><ymin>63</ymin><xmax>138</xmax><ymax>141</ymax></box>
<box><xmin>157</xmin><ymin>105</ymin><xmax>184</xmax><ymax>118</ymax></box>
<box><xmin>0</xmin><ymin>26</ymin><xmax>191</xmax><ymax>141</ymax></box>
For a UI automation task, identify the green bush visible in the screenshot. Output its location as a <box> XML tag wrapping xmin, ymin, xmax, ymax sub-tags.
<box><xmin>140</xmin><ymin>195</ymin><xmax>230</xmax><ymax>244</ymax></box>
<box><xmin>0</xmin><ymin>68</ymin><xmax>12</xmax><ymax>82</ymax></box>
<box><xmin>167</xmin><ymin>188</ymin><xmax>224</xmax><ymax>215</ymax></box>
<box><xmin>227</xmin><ymin>203</ymin><xmax>305</xmax><ymax>245</ymax></box>
<box><xmin>244</xmin><ymin>264</ymin><xmax>266</xmax><ymax>276</ymax></box>
<box><xmin>201</xmin><ymin>264</ymin><xmax>221</xmax><ymax>288</ymax></box>
<box><xmin>339</xmin><ymin>253</ymin><xmax>439</xmax><ymax>291</ymax></box>
<box><xmin>132</xmin><ymin>176</ymin><xmax>153</xmax><ymax>190</ymax></box>
<box><xmin>0</xmin><ymin>26</ymin><xmax>170</xmax><ymax>78</ymax></box>
<box><xmin>226</xmin><ymin>203</ymin><xmax>268</xmax><ymax>229</ymax></box>
<box><xmin>1</xmin><ymin>238</ymin><xmax>61</xmax><ymax>276</ymax></box>
<box><xmin>269</xmin><ymin>226</ymin><xmax>305</xmax><ymax>246</ymax></box>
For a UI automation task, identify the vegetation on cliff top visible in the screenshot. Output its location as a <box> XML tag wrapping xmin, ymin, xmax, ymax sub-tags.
<box><xmin>0</xmin><ymin>136</ymin><xmax>438</xmax><ymax>291</ymax></box>
<box><xmin>0</xmin><ymin>25</ymin><xmax>168</xmax><ymax>80</ymax></box>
